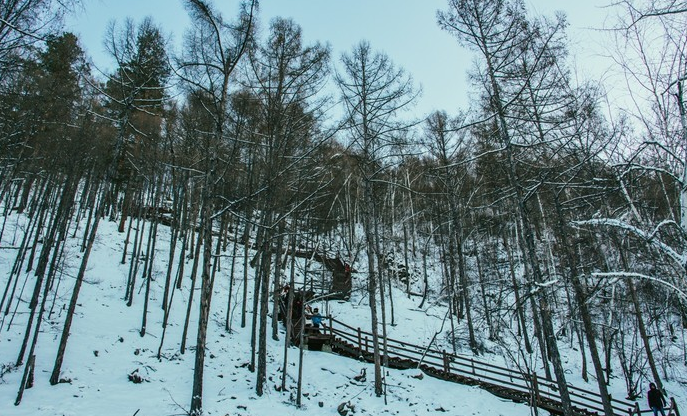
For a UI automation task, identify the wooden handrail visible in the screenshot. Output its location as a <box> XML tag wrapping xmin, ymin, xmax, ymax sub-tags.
<box><xmin>326</xmin><ymin>315</ymin><xmax>637</xmax><ymax>415</ymax></box>
<box><xmin>631</xmin><ymin>397</ymin><xmax>680</xmax><ymax>416</ymax></box>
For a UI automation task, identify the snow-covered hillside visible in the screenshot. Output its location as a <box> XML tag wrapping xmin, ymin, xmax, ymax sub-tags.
<box><xmin>0</xmin><ymin>212</ymin><xmax>529</xmax><ymax>416</ymax></box>
<box><xmin>0</xmin><ymin>210</ymin><xmax>684</xmax><ymax>416</ymax></box>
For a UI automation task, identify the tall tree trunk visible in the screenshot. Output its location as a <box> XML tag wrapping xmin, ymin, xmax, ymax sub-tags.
<box><xmin>249</xmin><ymin>227</ymin><xmax>265</xmax><ymax>373</ymax></box>
<box><xmin>190</xmin><ymin>169</ymin><xmax>216</xmax><ymax>416</ymax></box>
<box><xmin>457</xmin><ymin>236</ymin><xmax>477</xmax><ymax>353</ymax></box>
<box><xmin>622</xmin><ymin>250</ymin><xmax>663</xmax><ymax>391</ymax></box>
<box><xmin>1</xmin><ymin>186</ymin><xmax>45</xmax><ymax>317</ymax></box>
<box><xmin>23</xmin><ymin>177</ymin><xmax>52</xmax><ymax>273</ymax></box>
<box><xmin>271</xmin><ymin>222</ymin><xmax>285</xmax><ymax>341</ymax></box>
<box><xmin>256</xmin><ymin>227</ymin><xmax>273</xmax><ymax>396</ymax></box>
<box><xmin>377</xmin><ymin>228</ymin><xmax>389</xmax><ymax>368</ymax></box>
<box><xmin>15</xmin><ymin>239</ymin><xmax>58</xmax><ymax>404</ymax></box>
<box><xmin>554</xmin><ymin>197</ymin><xmax>614</xmax><ymax>416</ymax></box>
<box><xmin>17</xmin><ymin>176</ymin><xmax>76</xmax><ymax>365</ymax></box>
<box><xmin>50</xmin><ymin>184</ymin><xmax>106</xmax><ymax>385</ymax></box>
<box><xmin>121</xmin><ymin>212</ymin><xmax>134</xmax><ymax>265</ymax></box>
<box><xmin>162</xmin><ymin>213</ymin><xmax>179</xmax><ymax>312</ymax></box>
<box><xmin>118</xmin><ymin>182</ymin><xmax>132</xmax><ymax>233</ymax></box>
<box><xmin>475</xmin><ymin>246</ymin><xmax>494</xmax><ymax>340</ymax></box>
<box><xmin>502</xmin><ymin>231</ymin><xmax>532</xmax><ymax>354</ymax></box>
<box><xmin>226</xmin><ymin>219</ymin><xmax>240</xmax><ymax>332</ymax></box>
<box><xmin>402</xmin><ymin>221</ymin><xmax>411</xmax><ymax>297</ymax></box>
<box><xmin>125</xmin><ymin>200</ymin><xmax>145</xmax><ymax>306</ymax></box>
<box><xmin>181</xmin><ymin>224</ymin><xmax>204</xmax><ymax>354</ymax></box>
<box><xmin>241</xmin><ymin>218</ymin><xmax>251</xmax><ymax>328</ymax></box>
<box><xmin>281</xmin><ymin>230</ymin><xmax>297</xmax><ymax>391</ymax></box>
<box><xmin>363</xmin><ymin>176</ymin><xmax>383</xmax><ymax>396</ymax></box>
<box><xmin>140</xmin><ymin>181</ymin><xmax>160</xmax><ymax>337</ymax></box>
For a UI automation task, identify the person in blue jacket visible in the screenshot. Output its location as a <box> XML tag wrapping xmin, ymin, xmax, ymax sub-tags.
<box><xmin>310</xmin><ymin>307</ymin><xmax>323</xmax><ymax>328</ymax></box>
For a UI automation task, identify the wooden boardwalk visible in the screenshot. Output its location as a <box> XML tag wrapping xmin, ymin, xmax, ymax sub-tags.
<box><xmin>279</xmin><ymin>297</ymin><xmax>678</xmax><ymax>416</ymax></box>
<box><xmin>315</xmin><ymin>317</ymin><xmax>679</xmax><ymax>416</ymax></box>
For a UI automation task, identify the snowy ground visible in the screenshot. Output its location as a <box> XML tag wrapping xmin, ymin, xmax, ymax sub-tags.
<box><xmin>0</xmin><ymin>212</ymin><xmax>684</xmax><ymax>415</ymax></box>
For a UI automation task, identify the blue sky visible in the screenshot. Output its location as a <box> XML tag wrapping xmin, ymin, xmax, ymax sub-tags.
<box><xmin>66</xmin><ymin>0</ymin><xmax>612</xmax><ymax>116</ymax></box>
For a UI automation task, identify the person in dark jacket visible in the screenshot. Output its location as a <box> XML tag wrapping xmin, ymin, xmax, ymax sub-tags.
<box><xmin>647</xmin><ymin>382</ymin><xmax>666</xmax><ymax>416</ymax></box>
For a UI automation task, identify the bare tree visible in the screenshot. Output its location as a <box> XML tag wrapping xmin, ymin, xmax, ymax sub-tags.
<box><xmin>176</xmin><ymin>1</ymin><xmax>256</xmax><ymax>414</ymax></box>
<box><xmin>421</xmin><ymin>111</ymin><xmax>479</xmax><ymax>353</ymax></box>
<box><xmin>438</xmin><ymin>1</ymin><xmax>577</xmax><ymax>413</ymax></box>
<box><xmin>617</xmin><ymin>0</ymin><xmax>687</xmax><ymax>24</ymax></box>
<box><xmin>571</xmin><ymin>0</ymin><xmax>687</xmax><ymax>393</ymax></box>
<box><xmin>245</xmin><ymin>15</ymin><xmax>330</xmax><ymax>396</ymax></box>
<box><xmin>335</xmin><ymin>40</ymin><xmax>418</xmax><ymax>397</ymax></box>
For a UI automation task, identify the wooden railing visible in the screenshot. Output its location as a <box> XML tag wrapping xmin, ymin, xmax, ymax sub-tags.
<box><xmin>278</xmin><ymin>298</ymin><xmax>679</xmax><ymax>416</ymax></box>
<box><xmin>630</xmin><ymin>397</ymin><xmax>681</xmax><ymax>416</ymax></box>
<box><xmin>323</xmin><ymin>316</ymin><xmax>646</xmax><ymax>416</ymax></box>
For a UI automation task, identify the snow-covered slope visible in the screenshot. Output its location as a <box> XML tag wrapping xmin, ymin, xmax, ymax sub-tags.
<box><xmin>0</xmin><ymin>211</ymin><xmax>682</xmax><ymax>415</ymax></box>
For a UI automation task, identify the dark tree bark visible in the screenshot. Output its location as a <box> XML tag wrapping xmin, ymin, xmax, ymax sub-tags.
<box><xmin>554</xmin><ymin>196</ymin><xmax>615</xmax><ymax>416</ymax></box>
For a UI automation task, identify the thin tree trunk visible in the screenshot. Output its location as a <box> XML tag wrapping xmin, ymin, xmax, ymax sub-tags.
<box><xmin>403</xmin><ymin>221</ymin><xmax>411</xmax><ymax>297</ymax></box>
<box><xmin>418</xmin><ymin>235</ymin><xmax>430</xmax><ymax>309</ymax></box>
<box><xmin>1</xmin><ymin>191</ymin><xmax>44</xmax><ymax>316</ymax></box>
<box><xmin>271</xmin><ymin>222</ymin><xmax>285</xmax><ymax>341</ymax></box>
<box><xmin>226</xmin><ymin>220</ymin><xmax>240</xmax><ymax>332</ymax></box>
<box><xmin>125</xmin><ymin>200</ymin><xmax>145</xmax><ymax>306</ymax></box>
<box><xmin>176</xmin><ymin>191</ymin><xmax>190</xmax><ymax>291</ymax></box>
<box><xmin>362</xmin><ymin>175</ymin><xmax>383</xmax><ymax>396</ymax></box>
<box><xmin>475</xmin><ymin>245</ymin><xmax>494</xmax><ymax>340</ymax></box>
<box><xmin>256</xmin><ymin>229</ymin><xmax>272</xmax><ymax>396</ymax></box>
<box><xmin>241</xmin><ymin>218</ymin><xmax>251</xmax><ymax>328</ymax></box>
<box><xmin>23</xmin><ymin>177</ymin><xmax>52</xmax><ymax>273</ymax></box>
<box><xmin>49</xmin><ymin>184</ymin><xmax>106</xmax><ymax>385</ymax></box>
<box><xmin>118</xmin><ymin>182</ymin><xmax>132</xmax><ymax>233</ymax></box>
<box><xmin>140</xmin><ymin>182</ymin><xmax>161</xmax><ymax>337</ymax></box>
<box><xmin>249</xmin><ymin>228</ymin><xmax>264</xmax><ymax>373</ymax></box>
<box><xmin>189</xmin><ymin>174</ymin><xmax>216</xmax><ymax>416</ymax></box>
<box><xmin>503</xmin><ymin>223</ymin><xmax>539</xmax><ymax>363</ymax></box>
<box><xmin>181</xmin><ymin>224</ymin><xmax>204</xmax><ymax>354</ymax></box>
<box><xmin>162</xmin><ymin>214</ymin><xmax>179</xmax><ymax>311</ymax></box>
<box><xmin>624</xmin><ymin>255</ymin><xmax>663</xmax><ymax>390</ymax></box>
<box><xmin>457</xmin><ymin>237</ymin><xmax>477</xmax><ymax>354</ymax></box>
<box><xmin>17</xmin><ymin>176</ymin><xmax>77</xmax><ymax>366</ymax></box>
<box><xmin>281</xmin><ymin>230</ymin><xmax>297</xmax><ymax>391</ymax></box>
<box><xmin>15</xmin><ymin>205</ymin><xmax>66</xmax><ymax>402</ymax></box>
<box><xmin>553</xmin><ymin>197</ymin><xmax>614</xmax><ymax>416</ymax></box>
<box><xmin>121</xmin><ymin>212</ymin><xmax>134</xmax><ymax>264</ymax></box>
<box><xmin>297</xmin><ymin>244</ymin><xmax>313</xmax><ymax>407</ymax></box>
<box><xmin>157</xmin><ymin>227</ymin><xmax>185</xmax><ymax>359</ymax></box>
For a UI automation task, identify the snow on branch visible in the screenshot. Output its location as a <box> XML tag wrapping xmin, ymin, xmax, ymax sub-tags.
<box><xmin>571</xmin><ymin>217</ymin><xmax>686</xmax><ymax>267</ymax></box>
<box><xmin>591</xmin><ymin>271</ymin><xmax>687</xmax><ymax>300</ymax></box>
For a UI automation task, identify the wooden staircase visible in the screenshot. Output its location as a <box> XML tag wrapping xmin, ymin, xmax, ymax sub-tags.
<box><xmin>278</xmin><ymin>297</ymin><xmax>679</xmax><ymax>416</ymax></box>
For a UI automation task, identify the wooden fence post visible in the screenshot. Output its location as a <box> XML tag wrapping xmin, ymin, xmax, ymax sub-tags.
<box><xmin>442</xmin><ymin>350</ymin><xmax>449</xmax><ymax>374</ymax></box>
<box><xmin>671</xmin><ymin>397</ymin><xmax>680</xmax><ymax>416</ymax></box>
<box><xmin>532</xmin><ymin>372</ymin><xmax>540</xmax><ymax>409</ymax></box>
<box><xmin>470</xmin><ymin>358</ymin><xmax>475</xmax><ymax>375</ymax></box>
<box><xmin>357</xmin><ymin>327</ymin><xmax>362</xmax><ymax>355</ymax></box>
<box><xmin>633</xmin><ymin>402</ymin><xmax>640</xmax><ymax>416</ymax></box>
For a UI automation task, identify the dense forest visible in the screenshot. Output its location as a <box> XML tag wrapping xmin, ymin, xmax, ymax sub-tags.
<box><xmin>1</xmin><ymin>1</ymin><xmax>687</xmax><ymax>415</ymax></box>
